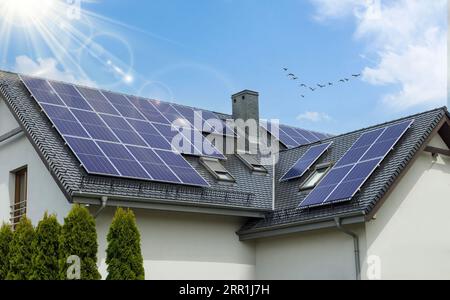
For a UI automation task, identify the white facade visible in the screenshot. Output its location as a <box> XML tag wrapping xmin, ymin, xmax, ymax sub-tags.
<box><xmin>1</xmin><ymin>99</ymin><xmax>450</xmax><ymax>280</ymax></box>
<box><xmin>255</xmin><ymin>226</ymin><xmax>364</xmax><ymax>280</ymax></box>
<box><xmin>0</xmin><ymin>99</ymin><xmax>71</xmax><ymax>225</ymax></box>
<box><xmin>95</xmin><ymin>208</ymin><xmax>256</xmax><ymax>280</ymax></box>
<box><xmin>362</xmin><ymin>135</ymin><xmax>450</xmax><ymax>280</ymax></box>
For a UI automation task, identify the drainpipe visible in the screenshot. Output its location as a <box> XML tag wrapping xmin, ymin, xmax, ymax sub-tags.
<box><xmin>335</xmin><ymin>217</ymin><xmax>361</xmax><ymax>280</ymax></box>
<box><xmin>94</xmin><ymin>196</ymin><xmax>108</xmax><ymax>219</ymax></box>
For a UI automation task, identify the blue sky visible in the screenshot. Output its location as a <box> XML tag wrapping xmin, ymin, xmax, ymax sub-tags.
<box><xmin>0</xmin><ymin>0</ymin><xmax>447</xmax><ymax>135</ymax></box>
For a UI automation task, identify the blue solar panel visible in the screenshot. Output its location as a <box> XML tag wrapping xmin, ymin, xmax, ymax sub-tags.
<box><xmin>64</xmin><ymin>137</ymin><xmax>119</xmax><ymax>176</ymax></box>
<box><xmin>101</xmin><ymin>91</ymin><xmax>146</xmax><ymax>120</ymax></box>
<box><xmin>127</xmin><ymin>146</ymin><xmax>181</xmax><ymax>183</ymax></box>
<box><xmin>96</xmin><ymin>141</ymin><xmax>151</xmax><ymax>179</ymax></box>
<box><xmin>127</xmin><ymin>96</ymin><xmax>170</xmax><ymax>124</ymax></box>
<box><xmin>21</xmin><ymin>75</ymin><xmax>211</xmax><ymax>187</ymax></box>
<box><xmin>261</xmin><ymin>121</ymin><xmax>329</xmax><ymax>149</ymax></box>
<box><xmin>76</xmin><ymin>86</ymin><xmax>120</xmax><ymax>115</ymax></box>
<box><xmin>280</xmin><ymin>142</ymin><xmax>333</xmax><ymax>182</ymax></box>
<box><xmin>299</xmin><ymin>119</ymin><xmax>414</xmax><ymax>208</ymax></box>
<box><xmin>149</xmin><ymin>100</ymin><xmax>191</xmax><ymax>127</ymax></box>
<box><xmin>70</xmin><ymin>109</ymin><xmax>119</xmax><ymax>142</ymax></box>
<box><xmin>48</xmin><ymin>81</ymin><xmax>92</xmax><ymax>111</ymax></box>
<box><xmin>172</xmin><ymin>104</ymin><xmax>235</xmax><ymax>137</ymax></box>
<box><xmin>127</xmin><ymin>119</ymin><xmax>173</xmax><ymax>150</ymax></box>
<box><xmin>100</xmin><ymin>114</ymin><xmax>147</xmax><ymax>146</ymax></box>
<box><xmin>154</xmin><ymin>149</ymin><xmax>209</xmax><ymax>186</ymax></box>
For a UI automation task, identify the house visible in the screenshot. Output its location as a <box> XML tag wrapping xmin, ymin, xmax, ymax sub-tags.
<box><xmin>1</xmin><ymin>69</ymin><xmax>449</xmax><ymax>280</ymax></box>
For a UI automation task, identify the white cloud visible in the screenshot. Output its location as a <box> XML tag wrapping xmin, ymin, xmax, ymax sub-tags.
<box><xmin>297</xmin><ymin>111</ymin><xmax>331</xmax><ymax>122</ymax></box>
<box><xmin>13</xmin><ymin>55</ymin><xmax>95</xmax><ymax>86</ymax></box>
<box><xmin>310</xmin><ymin>0</ymin><xmax>447</xmax><ymax>110</ymax></box>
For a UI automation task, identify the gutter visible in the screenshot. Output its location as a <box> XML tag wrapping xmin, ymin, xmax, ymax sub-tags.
<box><xmin>238</xmin><ymin>211</ymin><xmax>365</xmax><ymax>240</ymax></box>
<box><xmin>335</xmin><ymin>217</ymin><xmax>361</xmax><ymax>280</ymax></box>
<box><xmin>72</xmin><ymin>192</ymin><xmax>269</xmax><ymax>218</ymax></box>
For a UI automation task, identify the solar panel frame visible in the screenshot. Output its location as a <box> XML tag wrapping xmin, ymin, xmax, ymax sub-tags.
<box><xmin>280</xmin><ymin>142</ymin><xmax>333</xmax><ymax>182</ymax></box>
<box><xmin>299</xmin><ymin>119</ymin><xmax>414</xmax><ymax>208</ymax></box>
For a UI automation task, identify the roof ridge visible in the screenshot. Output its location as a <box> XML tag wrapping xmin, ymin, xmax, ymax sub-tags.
<box><xmin>280</xmin><ymin>106</ymin><xmax>448</xmax><ymax>153</ymax></box>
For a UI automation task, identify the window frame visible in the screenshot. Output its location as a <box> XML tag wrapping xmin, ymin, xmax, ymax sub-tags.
<box><xmin>200</xmin><ymin>157</ymin><xmax>236</xmax><ymax>183</ymax></box>
<box><xmin>299</xmin><ymin>163</ymin><xmax>332</xmax><ymax>191</ymax></box>
<box><xmin>12</xmin><ymin>167</ymin><xmax>28</xmax><ymax>227</ymax></box>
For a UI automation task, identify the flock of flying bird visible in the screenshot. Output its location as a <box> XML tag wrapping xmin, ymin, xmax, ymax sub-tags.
<box><xmin>282</xmin><ymin>67</ymin><xmax>362</xmax><ymax>98</ymax></box>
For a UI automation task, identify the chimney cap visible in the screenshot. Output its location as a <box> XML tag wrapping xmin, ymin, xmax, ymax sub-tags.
<box><xmin>232</xmin><ymin>90</ymin><xmax>259</xmax><ymax>98</ymax></box>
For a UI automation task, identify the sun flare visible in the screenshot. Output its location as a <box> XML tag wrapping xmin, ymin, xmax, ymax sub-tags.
<box><xmin>0</xmin><ymin>0</ymin><xmax>58</xmax><ymax>27</ymax></box>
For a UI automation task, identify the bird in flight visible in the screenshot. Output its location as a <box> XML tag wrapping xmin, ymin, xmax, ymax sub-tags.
<box><xmin>309</xmin><ymin>87</ymin><xmax>316</xmax><ymax>91</ymax></box>
<box><xmin>287</xmin><ymin>73</ymin><xmax>295</xmax><ymax>77</ymax></box>
<box><xmin>328</xmin><ymin>82</ymin><xmax>333</xmax><ymax>86</ymax></box>
<box><xmin>344</xmin><ymin>78</ymin><xmax>350</xmax><ymax>82</ymax></box>
<box><xmin>317</xmin><ymin>84</ymin><xmax>326</xmax><ymax>88</ymax></box>
<box><xmin>292</xmin><ymin>77</ymin><xmax>298</xmax><ymax>80</ymax></box>
<box><xmin>283</xmin><ymin>68</ymin><xmax>288</xmax><ymax>71</ymax></box>
<box><xmin>339</xmin><ymin>79</ymin><xmax>346</xmax><ymax>83</ymax></box>
<box><xmin>300</xmin><ymin>84</ymin><xmax>307</xmax><ymax>88</ymax></box>
<box><xmin>352</xmin><ymin>74</ymin><xmax>361</xmax><ymax>77</ymax></box>
<box><xmin>300</xmin><ymin>95</ymin><xmax>305</xmax><ymax>98</ymax></box>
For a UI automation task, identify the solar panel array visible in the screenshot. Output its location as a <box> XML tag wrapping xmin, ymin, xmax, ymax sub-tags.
<box><xmin>261</xmin><ymin>121</ymin><xmax>332</xmax><ymax>149</ymax></box>
<box><xmin>280</xmin><ymin>142</ymin><xmax>333</xmax><ymax>182</ymax></box>
<box><xmin>20</xmin><ymin>75</ymin><xmax>224</xmax><ymax>187</ymax></box>
<box><xmin>299</xmin><ymin>119</ymin><xmax>414</xmax><ymax>208</ymax></box>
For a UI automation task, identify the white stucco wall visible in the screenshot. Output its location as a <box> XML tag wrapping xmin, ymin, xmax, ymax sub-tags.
<box><xmin>0</xmin><ymin>99</ymin><xmax>71</xmax><ymax>224</ymax></box>
<box><xmin>254</xmin><ymin>225</ymin><xmax>365</xmax><ymax>280</ymax></box>
<box><xmin>362</xmin><ymin>135</ymin><xmax>450</xmax><ymax>280</ymax></box>
<box><xmin>94</xmin><ymin>207</ymin><xmax>255</xmax><ymax>280</ymax></box>
<box><xmin>0</xmin><ymin>99</ymin><xmax>18</xmax><ymax>136</ymax></box>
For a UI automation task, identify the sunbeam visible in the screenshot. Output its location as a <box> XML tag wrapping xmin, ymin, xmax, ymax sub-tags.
<box><xmin>0</xmin><ymin>0</ymin><xmax>139</xmax><ymax>87</ymax></box>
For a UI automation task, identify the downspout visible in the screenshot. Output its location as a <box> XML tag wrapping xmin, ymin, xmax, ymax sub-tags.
<box><xmin>335</xmin><ymin>217</ymin><xmax>361</xmax><ymax>280</ymax></box>
<box><xmin>94</xmin><ymin>196</ymin><xmax>108</xmax><ymax>219</ymax></box>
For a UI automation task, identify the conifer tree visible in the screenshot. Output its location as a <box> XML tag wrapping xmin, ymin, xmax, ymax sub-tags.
<box><xmin>6</xmin><ymin>217</ymin><xmax>35</xmax><ymax>280</ymax></box>
<box><xmin>30</xmin><ymin>213</ymin><xmax>61</xmax><ymax>280</ymax></box>
<box><xmin>59</xmin><ymin>205</ymin><xmax>101</xmax><ymax>280</ymax></box>
<box><xmin>0</xmin><ymin>223</ymin><xmax>13</xmax><ymax>280</ymax></box>
<box><xmin>106</xmin><ymin>208</ymin><xmax>145</xmax><ymax>280</ymax></box>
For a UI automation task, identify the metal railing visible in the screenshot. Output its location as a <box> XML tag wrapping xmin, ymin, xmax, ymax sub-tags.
<box><xmin>10</xmin><ymin>200</ymin><xmax>27</xmax><ymax>228</ymax></box>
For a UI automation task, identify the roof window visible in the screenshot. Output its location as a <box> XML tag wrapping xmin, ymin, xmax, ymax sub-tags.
<box><xmin>236</xmin><ymin>153</ymin><xmax>268</xmax><ymax>174</ymax></box>
<box><xmin>200</xmin><ymin>158</ymin><xmax>235</xmax><ymax>183</ymax></box>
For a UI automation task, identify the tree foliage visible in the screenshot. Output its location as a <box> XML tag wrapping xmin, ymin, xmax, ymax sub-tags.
<box><xmin>0</xmin><ymin>223</ymin><xmax>13</xmax><ymax>279</ymax></box>
<box><xmin>106</xmin><ymin>208</ymin><xmax>145</xmax><ymax>280</ymax></box>
<box><xmin>59</xmin><ymin>205</ymin><xmax>101</xmax><ymax>280</ymax></box>
<box><xmin>6</xmin><ymin>217</ymin><xmax>35</xmax><ymax>280</ymax></box>
<box><xmin>30</xmin><ymin>213</ymin><xmax>61</xmax><ymax>280</ymax></box>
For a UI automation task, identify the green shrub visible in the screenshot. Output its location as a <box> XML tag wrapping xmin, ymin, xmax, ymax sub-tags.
<box><xmin>106</xmin><ymin>208</ymin><xmax>145</xmax><ymax>280</ymax></box>
<box><xmin>0</xmin><ymin>223</ymin><xmax>13</xmax><ymax>279</ymax></box>
<box><xmin>6</xmin><ymin>217</ymin><xmax>35</xmax><ymax>280</ymax></box>
<box><xmin>30</xmin><ymin>213</ymin><xmax>61</xmax><ymax>280</ymax></box>
<box><xmin>59</xmin><ymin>205</ymin><xmax>101</xmax><ymax>280</ymax></box>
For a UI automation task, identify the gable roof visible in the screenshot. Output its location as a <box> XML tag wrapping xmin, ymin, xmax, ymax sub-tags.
<box><xmin>238</xmin><ymin>107</ymin><xmax>449</xmax><ymax>239</ymax></box>
<box><xmin>1</xmin><ymin>70</ymin><xmax>448</xmax><ymax>234</ymax></box>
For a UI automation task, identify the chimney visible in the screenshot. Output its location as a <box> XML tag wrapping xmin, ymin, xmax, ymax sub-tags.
<box><xmin>231</xmin><ymin>90</ymin><xmax>260</xmax><ymax>153</ymax></box>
